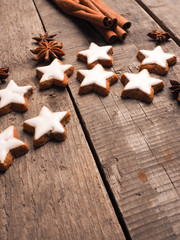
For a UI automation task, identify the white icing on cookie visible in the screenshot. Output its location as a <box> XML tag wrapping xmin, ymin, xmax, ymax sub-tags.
<box><xmin>0</xmin><ymin>80</ymin><xmax>33</xmax><ymax>108</ymax></box>
<box><xmin>36</xmin><ymin>58</ymin><xmax>73</xmax><ymax>83</ymax></box>
<box><xmin>123</xmin><ymin>69</ymin><xmax>163</xmax><ymax>94</ymax></box>
<box><xmin>0</xmin><ymin>126</ymin><xmax>26</xmax><ymax>163</ymax></box>
<box><xmin>24</xmin><ymin>106</ymin><xmax>68</xmax><ymax>140</ymax></box>
<box><xmin>79</xmin><ymin>64</ymin><xmax>114</xmax><ymax>88</ymax></box>
<box><xmin>78</xmin><ymin>42</ymin><xmax>112</xmax><ymax>64</ymax></box>
<box><xmin>139</xmin><ymin>46</ymin><xmax>175</xmax><ymax>68</ymax></box>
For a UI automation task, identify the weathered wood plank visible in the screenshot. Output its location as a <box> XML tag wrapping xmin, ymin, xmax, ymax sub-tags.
<box><xmin>0</xmin><ymin>1</ymin><xmax>125</xmax><ymax>239</ymax></box>
<box><xmin>134</xmin><ymin>0</ymin><xmax>180</xmax><ymax>45</ymax></box>
<box><xmin>34</xmin><ymin>0</ymin><xmax>180</xmax><ymax>239</ymax></box>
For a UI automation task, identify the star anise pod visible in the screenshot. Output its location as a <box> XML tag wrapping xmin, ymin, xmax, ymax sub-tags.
<box><xmin>30</xmin><ymin>40</ymin><xmax>65</xmax><ymax>62</ymax></box>
<box><xmin>0</xmin><ymin>67</ymin><xmax>9</xmax><ymax>83</ymax></box>
<box><xmin>148</xmin><ymin>30</ymin><xmax>172</xmax><ymax>43</ymax></box>
<box><xmin>169</xmin><ymin>80</ymin><xmax>180</xmax><ymax>102</ymax></box>
<box><xmin>32</xmin><ymin>31</ymin><xmax>57</xmax><ymax>43</ymax></box>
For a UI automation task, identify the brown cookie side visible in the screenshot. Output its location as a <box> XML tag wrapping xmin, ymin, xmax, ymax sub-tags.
<box><xmin>52</xmin><ymin>112</ymin><xmax>71</xmax><ymax>142</ymax></box>
<box><xmin>136</xmin><ymin>51</ymin><xmax>146</xmax><ymax>62</ymax></box>
<box><xmin>152</xmin><ymin>81</ymin><xmax>165</xmax><ymax>93</ymax></box>
<box><xmin>77</xmin><ymin>53</ymin><xmax>87</xmax><ymax>64</ymax></box>
<box><xmin>167</xmin><ymin>55</ymin><xmax>177</xmax><ymax>66</ymax></box>
<box><xmin>0</xmin><ymin>153</ymin><xmax>13</xmax><ymax>172</ymax></box>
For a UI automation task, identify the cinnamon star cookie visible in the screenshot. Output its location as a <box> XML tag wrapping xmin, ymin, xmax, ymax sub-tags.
<box><xmin>77</xmin><ymin>64</ymin><xmax>118</xmax><ymax>96</ymax></box>
<box><xmin>121</xmin><ymin>69</ymin><xmax>164</xmax><ymax>103</ymax></box>
<box><xmin>23</xmin><ymin>106</ymin><xmax>70</xmax><ymax>147</ymax></box>
<box><xmin>0</xmin><ymin>80</ymin><xmax>33</xmax><ymax>116</ymax></box>
<box><xmin>36</xmin><ymin>58</ymin><xmax>74</xmax><ymax>90</ymax></box>
<box><xmin>77</xmin><ymin>42</ymin><xmax>113</xmax><ymax>69</ymax></box>
<box><xmin>137</xmin><ymin>46</ymin><xmax>177</xmax><ymax>75</ymax></box>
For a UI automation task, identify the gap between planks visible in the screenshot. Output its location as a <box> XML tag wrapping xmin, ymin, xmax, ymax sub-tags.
<box><xmin>134</xmin><ymin>0</ymin><xmax>180</xmax><ymax>46</ymax></box>
<box><xmin>67</xmin><ymin>85</ymin><xmax>132</xmax><ymax>240</ymax></box>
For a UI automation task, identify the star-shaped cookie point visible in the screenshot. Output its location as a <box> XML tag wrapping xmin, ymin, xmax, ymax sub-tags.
<box><xmin>77</xmin><ymin>42</ymin><xmax>113</xmax><ymax>69</ymax></box>
<box><xmin>0</xmin><ymin>80</ymin><xmax>33</xmax><ymax>116</ymax></box>
<box><xmin>121</xmin><ymin>69</ymin><xmax>164</xmax><ymax>103</ymax></box>
<box><xmin>0</xmin><ymin>126</ymin><xmax>29</xmax><ymax>172</ymax></box>
<box><xmin>137</xmin><ymin>46</ymin><xmax>177</xmax><ymax>75</ymax></box>
<box><xmin>77</xmin><ymin>64</ymin><xmax>118</xmax><ymax>96</ymax></box>
<box><xmin>36</xmin><ymin>58</ymin><xmax>74</xmax><ymax>90</ymax></box>
<box><xmin>23</xmin><ymin>106</ymin><xmax>71</xmax><ymax>147</ymax></box>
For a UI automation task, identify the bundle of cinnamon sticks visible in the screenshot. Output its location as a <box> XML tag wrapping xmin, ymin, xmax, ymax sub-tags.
<box><xmin>50</xmin><ymin>0</ymin><xmax>131</xmax><ymax>43</ymax></box>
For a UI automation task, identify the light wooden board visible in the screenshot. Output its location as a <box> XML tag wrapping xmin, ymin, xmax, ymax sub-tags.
<box><xmin>0</xmin><ymin>1</ymin><xmax>125</xmax><ymax>239</ymax></box>
<box><xmin>34</xmin><ymin>0</ymin><xmax>180</xmax><ymax>239</ymax></box>
<box><xmin>135</xmin><ymin>0</ymin><xmax>180</xmax><ymax>45</ymax></box>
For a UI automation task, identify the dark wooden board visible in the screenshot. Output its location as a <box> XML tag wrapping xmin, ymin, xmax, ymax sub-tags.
<box><xmin>0</xmin><ymin>1</ymin><xmax>125</xmax><ymax>239</ymax></box>
<box><xmin>135</xmin><ymin>0</ymin><xmax>180</xmax><ymax>45</ymax></box>
<box><xmin>34</xmin><ymin>0</ymin><xmax>180</xmax><ymax>239</ymax></box>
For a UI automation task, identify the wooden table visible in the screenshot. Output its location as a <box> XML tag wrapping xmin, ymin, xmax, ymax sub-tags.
<box><xmin>0</xmin><ymin>0</ymin><xmax>180</xmax><ymax>239</ymax></box>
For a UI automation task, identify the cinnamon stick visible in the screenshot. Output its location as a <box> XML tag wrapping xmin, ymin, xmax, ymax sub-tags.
<box><xmin>52</xmin><ymin>0</ymin><xmax>97</xmax><ymax>14</ymax></box>
<box><xmin>49</xmin><ymin>0</ymin><xmax>130</xmax><ymax>43</ymax></box>
<box><xmin>90</xmin><ymin>0</ymin><xmax>131</xmax><ymax>29</ymax></box>
<box><xmin>94</xmin><ymin>25</ymin><xmax>127</xmax><ymax>43</ymax></box>
<box><xmin>71</xmin><ymin>10</ymin><xmax>112</xmax><ymax>28</ymax></box>
<box><xmin>79</xmin><ymin>0</ymin><xmax>101</xmax><ymax>12</ymax></box>
<box><xmin>79</xmin><ymin>0</ymin><xmax>117</xmax><ymax>29</ymax></box>
<box><xmin>51</xmin><ymin>0</ymin><xmax>115</xmax><ymax>29</ymax></box>
<box><xmin>114</xmin><ymin>26</ymin><xmax>127</xmax><ymax>41</ymax></box>
<box><xmin>94</xmin><ymin>25</ymin><xmax>119</xmax><ymax>43</ymax></box>
<box><xmin>79</xmin><ymin>0</ymin><xmax>126</xmax><ymax>42</ymax></box>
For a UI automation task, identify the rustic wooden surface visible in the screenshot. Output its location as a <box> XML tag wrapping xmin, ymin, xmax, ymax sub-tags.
<box><xmin>135</xmin><ymin>0</ymin><xmax>180</xmax><ymax>45</ymax></box>
<box><xmin>1</xmin><ymin>0</ymin><xmax>180</xmax><ymax>239</ymax></box>
<box><xmin>0</xmin><ymin>1</ymin><xmax>126</xmax><ymax>240</ymax></box>
<box><xmin>33</xmin><ymin>0</ymin><xmax>180</xmax><ymax>239</ymax></box>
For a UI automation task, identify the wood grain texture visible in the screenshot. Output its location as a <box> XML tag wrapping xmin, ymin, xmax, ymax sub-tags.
<box><xmin>134</xmin><ymin>0</ymin><xmax>180</xmax><ymax>45</ymax></box>
<box><xmin>0</xmin><ymin>1</ymin><xmax>125</xmax><ymax>239</ymax></box>
<box><xmin>34</xmin><ymin>0</ymin><xmax>180</xmax><ymax>239</ymax></box>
